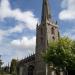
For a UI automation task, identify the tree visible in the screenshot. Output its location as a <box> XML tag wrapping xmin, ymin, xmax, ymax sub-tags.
<box><xmin>10</xmin><ymin>59</ymin><xmax>18</xmax><ymax>75</ymax></box>
<box><xmin>0</xmin><ymin>55</ymin><xmax>3</xmax><ymax>70</ymax></box>
<box><xmin>42</xmin><ymin>37</ymin><xmax>75</xmax><ymax>73</ymax></box>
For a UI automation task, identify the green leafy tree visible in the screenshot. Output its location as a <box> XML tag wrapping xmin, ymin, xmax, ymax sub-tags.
<box><xmin>10</xmin><ymin>59</ymin><xmax>18</xmax><ymax>75</ymax></box>
<box><xmin>0</xmin><ymin>55</ymin><xmax>3</xmax><ymax>69</ymax></box>
<box><xmin>0</xmin><ymin>55</ymin><xmax>4</xmax><ymax>74</ymax></box>
<box><xmin>42</xmin><ymin>37</ymin><xmax>75</xmax><ymax>72</ymax></box>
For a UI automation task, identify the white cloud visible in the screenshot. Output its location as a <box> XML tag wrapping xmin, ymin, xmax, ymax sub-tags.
<box><xmin>59</xmin><ymin>0</ymin><xmax>75</xmax><ymax>20</ymax></box>
<box><xmin>11</xmin><ymin>36</ymin><xmax>36</xmax><ymax>50</ymax></box>
<box><xmin>0</xmin><ymin>0</ymin><xmax>11</xmax><ymax>19</ymax></box>
<box><xmin>0</xmin><ymin>0</ymin><xmax>38</xmax><ymax>41</ymax></box>
<box><xmin>10</xmin><ymin>36</ymin><xmax>36</xmax><ymax>62</ymax></box>
<box><xmin>0</xmin><ymin>44</ymin><xmax>27</xmax><ymax>66</ymax></box>
<box><xmin>0</xmin><ymin>0</ymin><xmax>38</xmax><ymax>65</ymax></box>
<box><xmin>8</xmin><ymin>23</ymin><xmax>25</xmax><ymax>33</ymax></box>
<box><xmin>0</xmin><ymin>36</ymin><xmax>36</xmax><ymax>66</ymax></box>
<box><xmin>62</xmin><ymin>28</ymin><xmax>75</xmax><ymax>39</ymax></box>
<box><xmin>0</xmin><ymin>24</ymin><xmax>24</xmax><ymax>40</ymax></box>
<box><xmin>0</xmin><ymin>0</ymin><xmax>38</xmax><ymax>30</ymax></box>
<box><xmin>0</xmin><ymin>30</ymin><xmax>7</xmax><ymax>41</ymax></box>
<box><xmin>0</xmin><ymin>30</ymin><xmax>6</xmax><ymax>37</ymax></box>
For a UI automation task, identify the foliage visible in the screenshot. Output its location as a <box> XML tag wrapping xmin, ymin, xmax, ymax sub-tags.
<box><xmin>10</xmin><ymin>59</ymin><xmax>18</xmax><ymax>75</ymax></box>
<box><xmin>42</xmin><ymin>37</ymin><xmax>75</xmax><ymax>70</ymax></box>
<box><xmin>0</xmin><ymin>55</ymin><xmax>3</xmax><ymax>68</ymax></box>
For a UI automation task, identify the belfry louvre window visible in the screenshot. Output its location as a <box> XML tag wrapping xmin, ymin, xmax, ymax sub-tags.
<box><xmin>52</xmin><ymin>36</ymin><xmax>55</xmax><ymax>40</ymax></box>
<box><xmin>51</xmin><ymin>27</ymin><xmax>55</xmax><ymax>34</ymax></box>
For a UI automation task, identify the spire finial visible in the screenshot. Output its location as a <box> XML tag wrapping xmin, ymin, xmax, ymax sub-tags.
<box><xmin>41</xmin><ymin>0</ymin><xmax>51</xmax><ymax>23</ymax></box>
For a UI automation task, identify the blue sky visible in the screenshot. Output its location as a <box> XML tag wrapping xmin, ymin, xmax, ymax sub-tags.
<box><xmin>0</xmin><ymin>0</ymin><xmax>75</xmax><ymax>66</ymax></box>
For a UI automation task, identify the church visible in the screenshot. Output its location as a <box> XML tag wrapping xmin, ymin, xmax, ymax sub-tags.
<box><xmin>17</xmin><ymin>0</ymin><xmax>61</xmax><ymax>75</ymax></box>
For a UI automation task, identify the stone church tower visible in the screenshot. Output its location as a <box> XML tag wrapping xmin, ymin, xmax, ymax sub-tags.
<box><xmin>17</xmin><ymin>0</ymin><xmax>60</xmax><ymax>75</ymax></box>
<box><xmin>35</xmin><ymin>0</ymin><xmax>59</xmax><ymax>75</ymax></box>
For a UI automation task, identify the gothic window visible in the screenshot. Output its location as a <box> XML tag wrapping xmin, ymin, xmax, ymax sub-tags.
<box><xmin>52</xmin><ymin>36</ymin><xmax>55</xmax><ymax>40</ymax></box>
<box><xmin>55</xmin><ymin>70</ymin><xmax>60</xmax><ymax>75</ymax></box>
<box><xmin>51</xmin><ymin>27</ymin><xmax>55</xmax><ymax>35</ymax></box>
<box><xmin>28</xmin><ymin>65</ymin><xmax>34</xmax><ymax>75</ymax></box>
<box><xmin>45</xmin><ymin>1</ymin><xmax>47</xmax><ymax>5</ymax></box>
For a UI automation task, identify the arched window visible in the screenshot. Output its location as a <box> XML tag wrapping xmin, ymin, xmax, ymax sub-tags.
<box><xmin>52</xmin><ymin>36</ymin><xmax>55</xmax><ymax>40</ymax></box>
<box><xmin>28</xmin><ymin>65</ymin><xmax>34</xmax><ymax>75</ymax></box>
<box><xmin>55</xmin><ymin>70</ymin><xmax>60</xmax><ymax>75</ymax></box>
<box><xmin>51</xmin><ymin>27</ymin><xmax>55</xmax><ymax>34</ymax></box>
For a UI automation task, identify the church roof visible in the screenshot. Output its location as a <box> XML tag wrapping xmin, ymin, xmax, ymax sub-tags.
<box><xmin>18</xmin><ymin>54</ymin><xmax>35</xmax><ymax>65</ymax></box>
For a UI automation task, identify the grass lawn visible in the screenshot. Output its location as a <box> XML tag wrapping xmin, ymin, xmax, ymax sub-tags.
<box><xmin>0</xmin><ymin>74</ymin><xmax>11</xmax><ymax>75</ymax></box>
<box><xmin>0</xmin><ymin>73</ymin><xmax>11</xmax><ymax>75</ymax></box>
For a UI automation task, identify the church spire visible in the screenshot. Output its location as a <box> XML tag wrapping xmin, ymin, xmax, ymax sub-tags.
<box><xmin>41</xmin><ymin>0</ymin><xmax>51</xmax><ymax>23</ymax></box>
